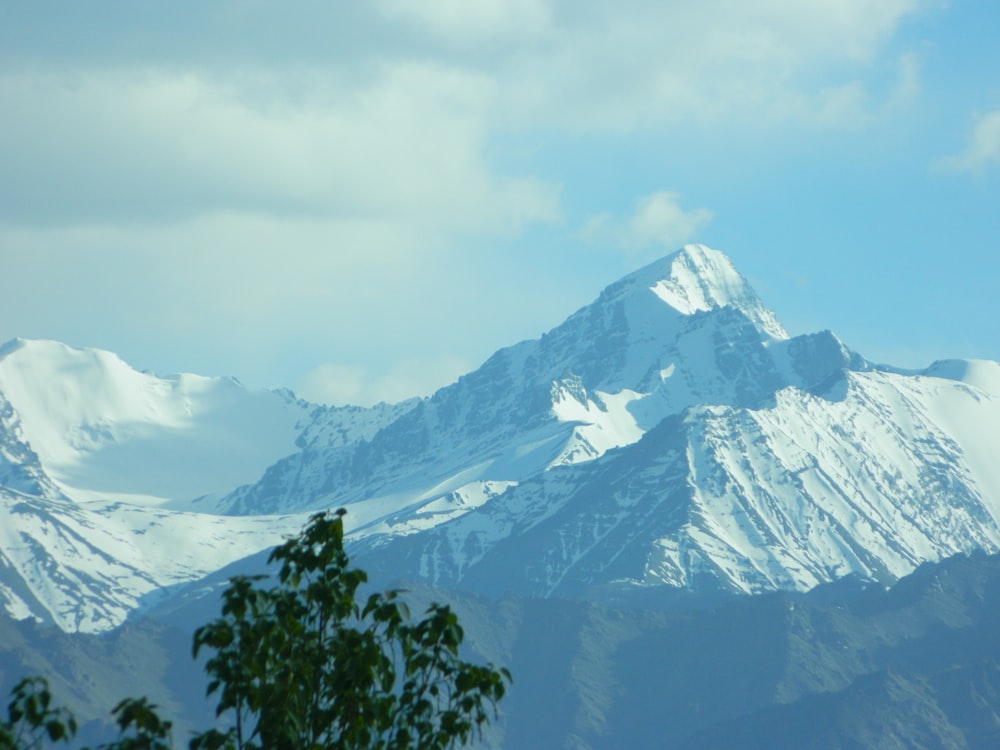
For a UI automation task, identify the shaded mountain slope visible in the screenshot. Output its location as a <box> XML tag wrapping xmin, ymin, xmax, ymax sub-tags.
<box><xmin>7</xmin><ymin>551</ymin><xmax>1000</xmax><ymax>749</ymax></box>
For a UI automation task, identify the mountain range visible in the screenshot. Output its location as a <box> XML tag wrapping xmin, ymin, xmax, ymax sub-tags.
<box><xmin>4</xmin><ymin>243</ymin><xmax>1000</xmax><ymax>748</ymax></box>
<box><xmin>2</xmin><ymin>244</ymin><xmax>1000</xmax><ymax>634</ymax></box>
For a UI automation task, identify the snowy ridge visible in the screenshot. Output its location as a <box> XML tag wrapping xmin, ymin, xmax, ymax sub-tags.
<box><xmin>358</xmin><ymin>368</ymin><xmax>1000</xmax><ymax>598</ymax></box>
<box><xmin>0</xmin><ymin>391</ymin><xmax>63</xmax><ymax>499</ymax></box>
<box><xmin>642</xmin><ymin>244</ymin><xmax>787</xmax><ymax>339</ymax></box>
<box><xmin>2</xmin><ymin>245</ymin><xmax>1000</xmax><ymax>631</ymax></box>
<box><xmin>0</xmin><ymin>339</ymin><xmax>420</xmax><ymax>629</ymax></box>
<box><xmin>0</xmin><ymin>338</ymin><xmax>314</xmax><ymax>507</ymax></box>
<box><xmin>0</xmin><ymin>487</ymin><xmax>308</xmax><ymax>632</ymax></box>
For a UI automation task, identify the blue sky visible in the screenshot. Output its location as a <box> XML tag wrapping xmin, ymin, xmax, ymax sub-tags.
<box><xmin>1</xmin><ymin>1</ymin><xmax>998</xmax><ymax>405</ymax></box>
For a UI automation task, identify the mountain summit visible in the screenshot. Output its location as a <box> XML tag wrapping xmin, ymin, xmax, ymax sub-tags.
<box><xmin>617</xmin><ymin>244</ymin><xmax>787</xmax><ymax>338</ymax></box>
<box><xmin>2</xmin><ymin>246</ymin><xmax>1000</xmax><ymax>631</ymax></box>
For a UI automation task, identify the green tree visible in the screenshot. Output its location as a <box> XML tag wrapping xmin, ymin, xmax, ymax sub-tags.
<box><xmin>1</xmin><ymin>679</ymin><xmax>170</xmax><ymax>750</ymax></box>
<box><xmin>1</xmin><ymin>677</ymin><xmax>76</xmax><ymax>749</ymax></box>
<box><xmin>1</xmin><ymin>510</ymin><xmax>510</xmax><ymax>750</ymax></box>
<box><xmin>190</xmin><ymin>509</ymin><xmax>509</xmax><ymax>750</ymax></box>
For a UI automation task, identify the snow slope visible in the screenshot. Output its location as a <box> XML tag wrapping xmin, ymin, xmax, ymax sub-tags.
<box><xmin>0</xmin><ymin>338</ymin><xmax>313</xmax><ymax>507</ymax></box>
<box><xmin>0</xmin><ymin>339</ymin><xmax>416</xmax><ymax>630</ymax></box>
<box><xmin>0</xmin><ymin>487</ymin><xmax>308</xmax><ymax>632</ymax></box>
<box><xmin>356</xmin><ymin>366</ymin><xmax>1000</xmax><ymax>599</ymax></box>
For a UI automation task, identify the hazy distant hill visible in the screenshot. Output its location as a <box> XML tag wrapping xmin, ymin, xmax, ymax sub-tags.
<box><xmin>5</xmin><ymin>550</ymin><xmax>1000</xmax><ymax>749</ymax></box>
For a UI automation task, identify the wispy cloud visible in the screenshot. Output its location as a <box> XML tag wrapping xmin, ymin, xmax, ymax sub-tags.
<box><xmin>378</xmin><ymin>0</ymin><xmax>552</xmax><ymax>44</ymax></box>
<box><xmin>580</xmin><ymin>191</ymin><xmax>714</xmax><ymax>261</ymax></box>
<box><xmin>296</xmin><ymin>355</ymin><xmax>471</xmax><ymax>406</ymax></box>
<box><xmin>0</xmin><ymin>67</ymin><xmax>560</xmax><ymax>231</ymax></box>
<box><xmin>377</xmin><ymin>0</ymin><xmax>927</xmax><ymax>131</ymax></box>
<box><xmin>936</xmin><ymin>111</ymin><xmax>1000</xmax><ymax>174</ymax></box>
<box><xmin>0</xmin><ymin>1</ymin><xmax>930</xmax><ymax>242</ymax></box>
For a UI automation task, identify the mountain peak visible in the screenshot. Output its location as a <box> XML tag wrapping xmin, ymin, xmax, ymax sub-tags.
<box><xmin>614</xmin><ymin>245</ymin><xmax>788</xmax><ymax>340</ymax></box>
<box><xmin>654</xmin><ymin>244</ymin><xmax>749</xmax><ymax>312</ymax></box>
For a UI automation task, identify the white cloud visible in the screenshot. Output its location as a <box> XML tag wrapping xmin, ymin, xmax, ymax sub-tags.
<box><xmin>580</xmin><ymin>191</ymin><xmax>714</xmax><ymax>260</ymax></box>
<box><xmin>629</xmin><ymin>193</ymin><xmax>714</xmax><ymax>252</ymax></box>
<box><xmin>378</xmin><ymin>0</ymin><xmax>551</xmax><ymax>43</ymax></box>
<box><xmin>0</xmin><ymin>0</ymin><xmax>932</xmax><ymax>234</ymax></box>
<box><xmin>295</xmin><ymin>363</ymin><xmax>369</xmax><ymax>405</ymax></box>
<box><xmin>461</xmin><ymin>0</ymin><xmax>931</xmax><ymax>131</ymax></box>
<box><xmin>0</xmin><ymin>66</ymin><xmax>560</xmax><ymax>231</ymax></box>
<box><xmin>887</xmin><ymin>52</ymin><xmax>922</xmax><ymax>110</ymax></box>
<box><xmin>937</xmin><ymin>111</ymin><xmax>1000</xmax><ymax>174</ymax></box>
<box><xmin>296</xmin><ymin>355</ymin><xmax>471</xmax><ymax>406</ymax></box>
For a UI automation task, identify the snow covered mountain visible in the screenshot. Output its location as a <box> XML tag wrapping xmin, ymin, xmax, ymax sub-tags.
<box><xmin>218</xmin><ymin>245</ymin><xmax>802</xmax><ymax>519</ymax></box>
<box><xmin>2</xmin><ymin>245</ymin><xmax>999</xmax><ymax>632</ymax></box>
<box><xmin>0</xmin><ymin>339</ymin><xmax>409</xmax><ymax>630</ymax></box>
<box><xmin>0</xmin><ymin>338</ymin><xmax>313</xmax><ymax>508</ymax></box>
<box><xmin>357</xmin><ymin>360</ymin><xmax>1000</xmax><ymax>600</ymax></box>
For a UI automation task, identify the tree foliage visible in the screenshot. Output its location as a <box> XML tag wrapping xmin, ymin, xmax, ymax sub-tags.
<box><xmin>1</xmin><ymin>677</ymin><xmax>76</xmax><ymax>749</ymax></box>
<box><xmin>1</xmin><ymin>680</ymin><xmax>170</xmax><ymax>750</ymax></box>
<box><xmin>1</xmin><ymin>510</ymin><xmax>510</xmax><ymax>750</ymax></box>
